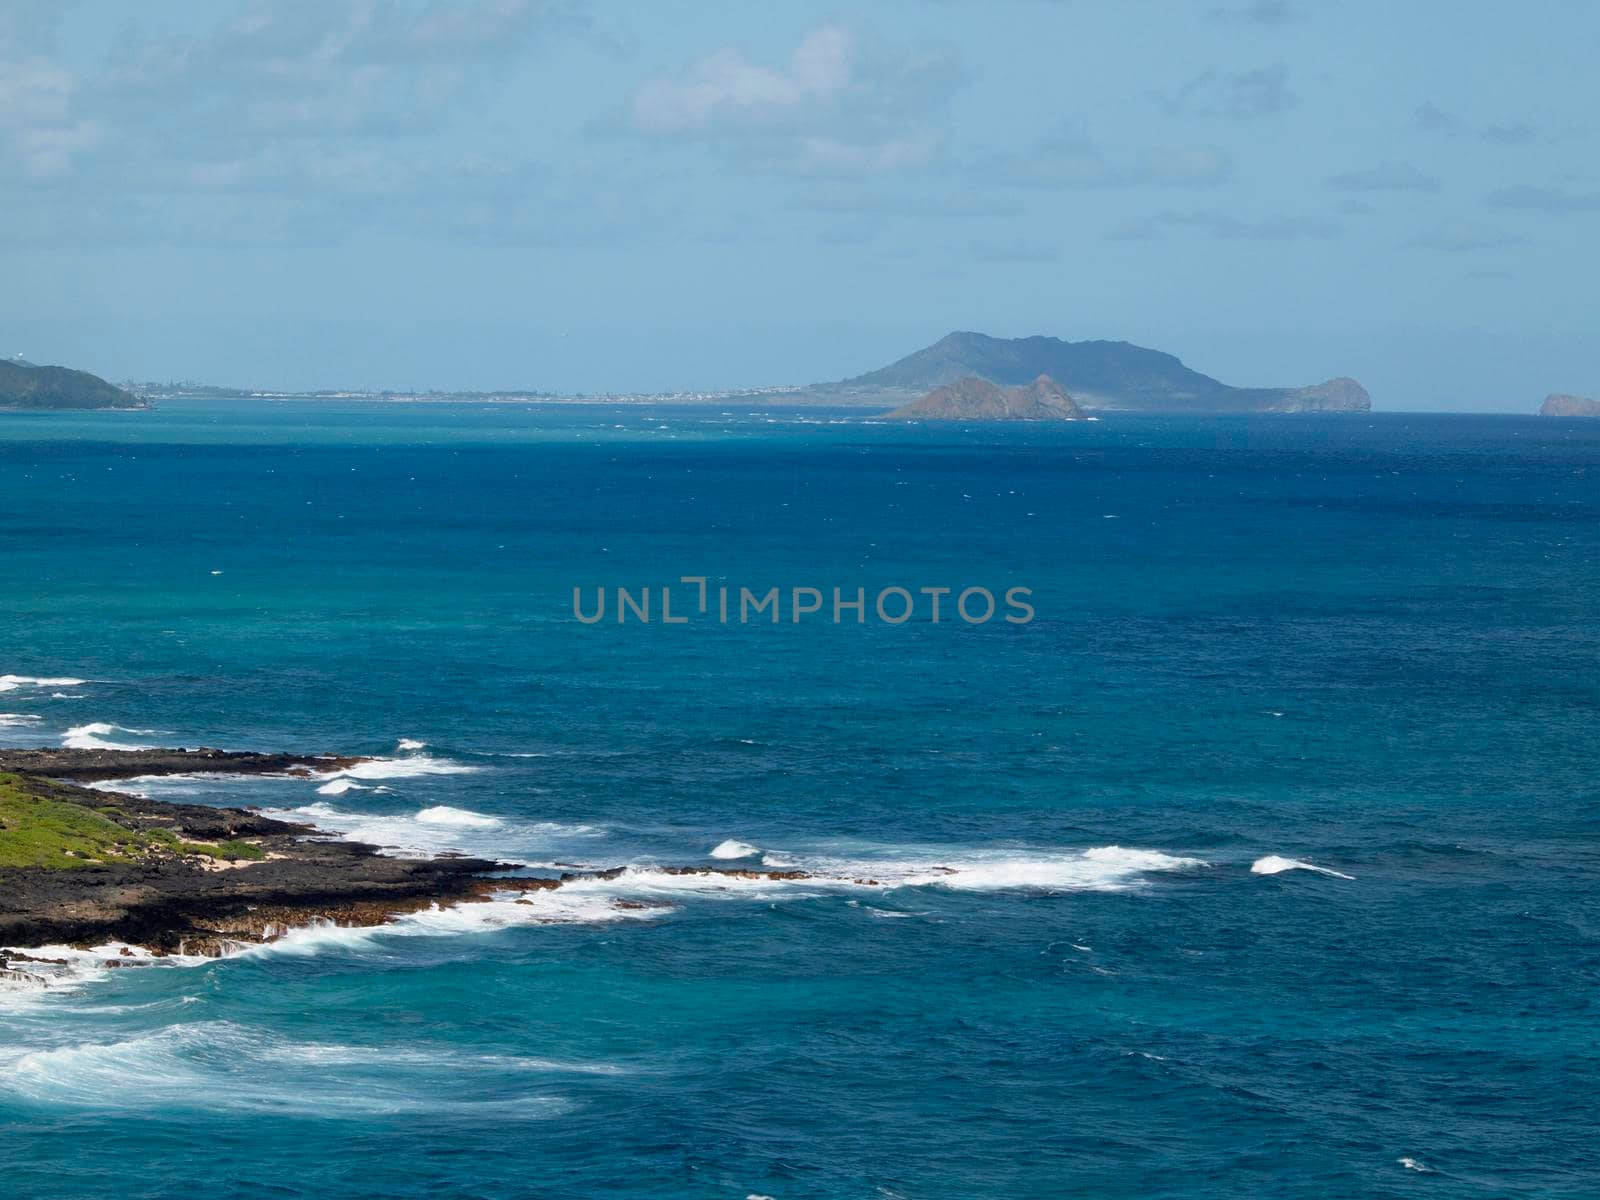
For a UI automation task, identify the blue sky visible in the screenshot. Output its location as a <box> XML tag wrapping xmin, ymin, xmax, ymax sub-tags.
<box><xmin>3</xmin><ymin>0</ymin><xmax>1596</xmax><ymax>408</ymax></box>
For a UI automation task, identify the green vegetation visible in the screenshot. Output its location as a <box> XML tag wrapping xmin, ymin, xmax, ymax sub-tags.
<box><xmin>0</xmin><ymin>359</ymin><xmax>144</xmax><ymax>410</ymax></box>
<box><xmin>0</xmin><ymin>774</ymin><xmax>262</xmax><ymax>868</ymax></box>
<box><xmin>189</xmin><ymin>839</ymin><xmax>263</xmax><ymax>860</ymax></box>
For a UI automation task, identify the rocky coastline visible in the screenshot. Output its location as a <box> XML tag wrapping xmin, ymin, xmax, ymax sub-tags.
<box><xmin>0</xmin><ymin>748</ymin><xmax>816</xmax><ymax>983</ymax></box>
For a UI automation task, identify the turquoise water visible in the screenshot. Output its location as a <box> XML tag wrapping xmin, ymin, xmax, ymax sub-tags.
<box><xmin>2</xmin><ymin>400</ymin><xmax>1598</xmax><ymax>1198</ymax></box>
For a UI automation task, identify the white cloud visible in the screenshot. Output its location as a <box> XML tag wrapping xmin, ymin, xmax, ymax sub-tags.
<box><xmin>0</xmin><ymin>43</ymin><xmax>100</xmax><ymax>179</ymax></box>
<box><xmin>631</xmin><ymin>26</ymin><xmax>855</xmax><ymax>134</ymax></box>
<box><xmin>624</xmin><ymin>24</ymin><xmax>960</xmax><ymax>176</ymax></box>
<box><xmin>0</xmin><ymin>1</ymin><xmax>584</xmax><ymax>243</ymax></box>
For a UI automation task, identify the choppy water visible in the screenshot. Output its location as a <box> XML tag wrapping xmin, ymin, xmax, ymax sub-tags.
<box><xmin>2</xmin><ymin>401</ymin><xmax>1598</xmax><ymax>1198</ymax></box>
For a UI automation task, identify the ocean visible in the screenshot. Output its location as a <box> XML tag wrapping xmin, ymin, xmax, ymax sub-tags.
<box><xmin>2</xmin><ymin>400</ymin><xmax>1598</xmax><ymax>1198</ymax></box>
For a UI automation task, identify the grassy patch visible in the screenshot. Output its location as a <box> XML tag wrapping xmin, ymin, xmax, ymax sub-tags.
<box><xmin>0</xmin><ymin>774</ymin><xmax>267</xmax><ymax>868</ymax></box>
<box><xmin>181</xmin><ymin>839</ymin><xmax>266</xmax><ymax>862</ymax></box>
<box><xmin>0</xmin><ymin>773</ymin><xmax>150</xmax><ymax>868</ymax></box>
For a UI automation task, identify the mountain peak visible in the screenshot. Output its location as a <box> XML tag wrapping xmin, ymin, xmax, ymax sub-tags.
<box><xmin>824</xmin><ymin>332</ymin><xmax>1369</xmax><ymax>413</ymax></box>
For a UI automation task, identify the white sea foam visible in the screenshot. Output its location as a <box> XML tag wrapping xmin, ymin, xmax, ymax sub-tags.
<box><xmin>1397</xmin><ymin>1157</ymin><xmax>1433</xmax><ymax>1173</ymax></box>
<box><xmin>61</xmin><ymin>723</ymin><xmax>164</xmax><ymax>751</ymax></box>
<box><xmin>315</xmin><ymin>778</ymin><xmax>367</xmax><ymax>796</ymax></box>
<box><xmin>710</xmin><ymin>839</ymin><xmax>761</xmax><ymax>860</ymax></box>
<box><xmin>547</xmin><ymin>845</ymin><xmax>1204</xmax><ymax>905</ymax></box>
<box><xmin>0</xmin><ymin>713</ymin><xmax>42</xmax><ymax>727</ymax></box>
<box><xmin>245</xmin><ymin>890</ymin><xmax>662</xmax><ymax>959</ymax></box>
<box><xmin>415</xmin><ymin>805</ymin><xmax>501</xmax><ymax>828</ymax></box>
<box><xmin>77</xmin><ymin>772</ymin><xmax>289</xmax><ymax>798</ymax></box>
<box><xmin>263</xmin><ymin>801</ymin><xmax>594</xmax><ymax>861</ymax></box>
<box><xmin>395</xmin><ymin>738</ymin><xmax>427</xmax><ymax>751</ymax></box>
<box><xmin>5</xmin><ymin>843</ymin><xmax>1208</xmax><ymax>980</ymax></box>
<box><xmin>0</xmin><ymin>1020</ymin><xmax>579</xmax><ymax>1116</ymax></box>
<box><xmin>0</xmin><ymin>675</ymin><xmax>87</xmax><ymax>693</ymax></box>
<box><xmin>319</xmin><ymin>754</ymin><xmax>481</xmax><ymax>781</ymax></box>
<box><xmin>1250</xmin><ymin>855</ymin><xmax>1355</xmax><ymax>880</ymax></box>
<box><xmin>0</xmin><ymin>943</ymin><xmax>206</xmax><ymax>1006</ymax></box>
<box><xmin>740</xmin><ymin>844</ymin><xmax>1207</xmax><ymax>893</ymax></box>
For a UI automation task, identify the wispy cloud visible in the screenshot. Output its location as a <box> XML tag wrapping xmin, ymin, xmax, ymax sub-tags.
<box><xmin>0</xmin><ymin>1</ymin><xmax>593</xmax><ymax>245</ymax></box>
<box><xmin>1487</xmin><ymin>185</ymin><xmax>1600</xmax><ymax>214</ymax></box>
<box><xmin>991</xmin><ymin>126</ymin><xmax>1233</xmax><ymax>189</ymax></box>
<box><xmin>1109</xmin><ymin>209</ymin><xmax>1341</xmax><ymax>242</ymax></box>
<box><xmin>788</xmin><ymin>184</ymin><xmax>1019</xmax><ymax>219</ymax></box>
<box><xmin>1207</xmin><ymin>1</ymin><xmax>1302</xmax><ymax>26</ymax></box>
<box><xmin>1156</xmin><ymin>65</ymin><xmax>1297</xmax><ymax>119</ymax></box>
<box><xmin>969</xmin><ymin>239</ymin><xmax>1060</xmax><ymax>264</ymax></box>
<box><xmin>1407</xmin><ymin>224</ymin><xmax>1530</xmax><ymax>252</ymax></box>
<box><xmin>1325</xmin><ymin>161</ymin><xmax>1441</xmax><ymax>192</ymax></box>
<box><xmin>1415</xmin><ymin>101</ymin><xmax>1537</xmax><ymax>145</ymax></box>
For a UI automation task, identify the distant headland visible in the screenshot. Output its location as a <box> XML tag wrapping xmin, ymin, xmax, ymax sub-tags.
<box><xmin>1539</xmin><ymin>393</ymin><xmax>1600</xmax><ymax>417</ymax></box>
<box><xmin>792</xmin><ymin>331</ymin><xmax>1371</xmax><ymax>414</ymax></box>
<box><xmin>0</xmin><ymin>356</ymin><xmax>145</xmax><ymax>410</ymax></box>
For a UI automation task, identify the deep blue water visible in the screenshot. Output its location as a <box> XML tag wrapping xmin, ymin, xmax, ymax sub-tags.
<box><xmin>2</xmin><ymin>401</ymin><xmax>1598</xmax><ymax>1198</ymax></box>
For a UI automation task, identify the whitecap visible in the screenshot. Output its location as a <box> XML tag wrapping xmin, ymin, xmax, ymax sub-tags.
<box><xmin>1250</xmin><ymin>855</ymin><xmax>1354</xmax><ymax>880</ymax></box>
<box><xmin>414</xmin><ymin>806</ymin><xmax>501</xmax><ymax>828</ymax></box>
<box><xmin>0</xmin><ymin>713</ymin><xmax>42</xmax><ymax>727</ymax></box>
<box><xmin>315</xmin><ymin>778</ymin><xmax>367</xmax><ymax>796</ymax></box>
<box><xmin>0</xmin><ymin>675</ymin><xmax>88</xmax><ymax>693</ymax></box>
<box><xmin>318</xmin><ymin>754</ymin><xmax>480</xmax><ymax>781</ymax></box>
<box><xmin>396</xmin><ymin>738</ymin><xmax>427</xmax><ymax>751</ymax></box>
<box><xmin>61</xmin><ymin>723</ymin><xmax>164</xmax><ymax>751</ymax></box>
<box><xmin>245</xmin><ymin>890</ymin><xmax>662</xmax><ymax>958</ymax></box>
<box><xmin>759</xmin><ymin>844</ymin><xmax>1206</xmax><ymax>893</ymax></box>
<box><xmin>1397</xmin><ymin>1157</ymin><xmax>1433</xmax><ymax>1173</ymax></box>
<box><xmin>262</xmin><ymin>802</ymin><xmax>592</xmax><ymax>861</ymax></box>
<box><xmin>709</xmin><ymin>839</ymin><xmax>761</xmax><ymax>860</ymax></box>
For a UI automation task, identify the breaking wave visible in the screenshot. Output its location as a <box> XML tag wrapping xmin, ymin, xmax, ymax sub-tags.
<box><xmin>1250</xmin><ymin>855</ymin><xmax>1355</xmax><ymax>880</ymax></box>
<box><xmin>0</xmin><ymin>675</ymin><xmax>88</xmax><ymax>694</ymax></box>
<box><xmin>317</xmin><ymin>754</ymin><xmax>481</xmax><ymax>781</ymax></box>
<box><xmin>745</xmin><ymin>843</ymin><xmax>1207</xmax><ymax>893</ymax></box>
<box><xmin>263</xmin><ymin>801</ymin><xmax>596</xmax><ymax>861</ymax></box>
<box><xmin>61</xmin><ymin>723</ymin><xmax>165</xmax><ymax>751</ymax></box>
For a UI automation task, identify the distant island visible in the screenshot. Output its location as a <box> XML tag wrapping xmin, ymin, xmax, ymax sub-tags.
<box><xmin>28</xmin><ymin>331</ymin><xmax>1376</xmax><ymax>415</ymax></box>
<box><xmin>1540</xmin><ymin>393</ymin><xmax>1600</xmax><ymax>417</ymax></box>
<box><xmin>887</xmin><ymin>374</ymin><xmax>1088</xmax><ymax>421</ymax></box>
<box><xmin>0</xmin><ymin>356</ymin><xmax>145</xmax><ymax>410</ymax></box>
<box><xmin>794</xmin><ymin>331</ymin><xmax>1371</xmax><ymax>413</ymax></box>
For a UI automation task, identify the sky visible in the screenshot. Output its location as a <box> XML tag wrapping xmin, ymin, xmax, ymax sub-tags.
<box><xmin>2</xmin><ymin>0</ymin><xmax>1597</xmax><ymax>409</ymax></box>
